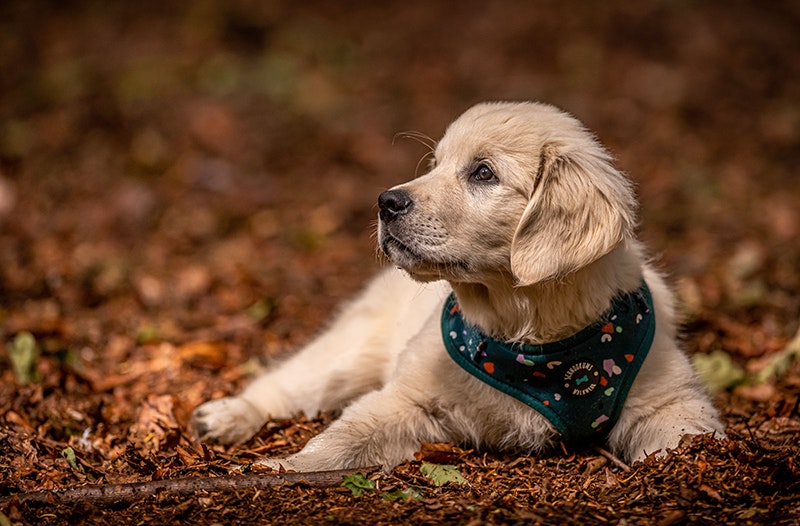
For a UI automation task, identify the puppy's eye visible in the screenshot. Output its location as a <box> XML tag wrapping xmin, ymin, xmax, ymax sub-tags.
<box><xmin>471</xmin><ymin>164</ymin><xmax>497</xmax><ymax>183</ymax></box>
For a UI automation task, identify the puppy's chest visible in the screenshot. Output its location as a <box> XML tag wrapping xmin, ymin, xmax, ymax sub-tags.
<box><xmin>442</xmin><ymin>283</ymin><xmax>656</xmax><ymax>445</ymax></box>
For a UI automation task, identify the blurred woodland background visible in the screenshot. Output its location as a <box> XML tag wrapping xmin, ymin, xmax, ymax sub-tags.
<box><xmin>1</xmin><ymin>1</ymin><xmax>799</xmax><ymax>524</ymax></box>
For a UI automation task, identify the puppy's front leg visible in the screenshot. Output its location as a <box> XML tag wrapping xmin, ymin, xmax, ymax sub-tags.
<box><xmin>608</xmin><ymin>345</ymin><xmax>725</xmax><ymax>461</ymax></box>
<box><xmin>191</xmin><ymin>269</ymin><xmax>441</xmax><ymax>445</ymax></box>
<box><xmin>257</xmin><ymin>385</ymin><xmax>449</xmax><ymax>472</ymax></box>
<box><xmin>191</xmin><ymin>325</ymin><xmax>391</xmax><ymax>445</ymax></box>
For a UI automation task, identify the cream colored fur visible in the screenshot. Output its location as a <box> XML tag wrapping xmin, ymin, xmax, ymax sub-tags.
<box><xmin>190</xmin><ymin>101</ymin><xmax>724</xmax><ymax>471</ymax></box>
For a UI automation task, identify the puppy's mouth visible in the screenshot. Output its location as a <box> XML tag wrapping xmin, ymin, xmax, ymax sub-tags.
<box><xmin>380</xmin><ymin>230</ymin><xmax>424</xmax><ymax>264</ymax></box>
<box><xmin>379</xmin><ymin>224</ymin><xmax>471</xmax><ymax>280</ymax></box>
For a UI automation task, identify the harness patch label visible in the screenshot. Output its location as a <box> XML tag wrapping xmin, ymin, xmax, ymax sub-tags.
<box><xmin>563</xmin><ymin>361</ymin><xmax>600</xmax><ymax>396</ymax></box>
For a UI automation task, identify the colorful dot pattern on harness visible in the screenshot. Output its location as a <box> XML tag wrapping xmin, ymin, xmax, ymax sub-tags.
<box><xmin>441</xmin><ymin>281</ymin><xmax>657</xmax><ymax>445</ymax></box>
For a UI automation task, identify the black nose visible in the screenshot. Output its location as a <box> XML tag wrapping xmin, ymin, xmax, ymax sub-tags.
<box><xmin>378</xmin><ymin>189</ymin><xmax>413</xmax><ymax>222</ymax></box>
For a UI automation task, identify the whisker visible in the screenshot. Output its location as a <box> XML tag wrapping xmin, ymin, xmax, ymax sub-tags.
<box><xmin>393</xmin><ymin>131</ymin><xmax>438</xmax><ymax>179</ymax></box>
<box><xmin>369</xmin><ymin>220</ymin><xmax>383</xmax><ymax>264</ymax></box>
<box><xmin>393</xmin><ymin>130</ymin><xmax>437</xmax><ymax>151</ymax></box>
<box><xmin>414</xmin><ymin>151</ymin><xmax>435</xmax><ymax>178</ymax></box>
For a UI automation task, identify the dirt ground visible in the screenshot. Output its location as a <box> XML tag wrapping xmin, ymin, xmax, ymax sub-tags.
<box><xmin>1</xmin><ymin>1</ymin><xmax>799</xmax><ymax>524</ymax></box>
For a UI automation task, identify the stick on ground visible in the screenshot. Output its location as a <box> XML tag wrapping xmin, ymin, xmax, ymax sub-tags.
<box><xmin>592</xmin><ymin>446</ymin><xmax>632</xmax><ymax>472</ymax></box>
<box><xmin>1</xmin><ymin>467</ymin><xmax>380</xmax><ymax>507</ymax></box>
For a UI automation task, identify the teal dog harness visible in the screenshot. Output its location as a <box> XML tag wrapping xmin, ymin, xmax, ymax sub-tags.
<box><xmin>442</xmin><ymin>282</ymin><xmax>656</xmax><ymax>445</ymax></box>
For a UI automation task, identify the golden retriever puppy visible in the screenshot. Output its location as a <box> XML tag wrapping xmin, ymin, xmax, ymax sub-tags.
<box><xmin>191</xmin><ymin>101</ymin><xmax>724</xmax><ymax>471</ymax></box>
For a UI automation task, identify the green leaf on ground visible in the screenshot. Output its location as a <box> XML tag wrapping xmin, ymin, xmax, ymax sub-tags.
<box><xmin>692</xmin><ymin>349</ymin><xmax>746</xmax><ymax>393</ymax></box>
<box><xmin>135</xmin><ymin>324</ymin><xmax>161</xmax><ymax>344</ymax></box>
<box><xmin>60</xmin><ymin>447</ymin><xmax>84</xmax><ymax>473</ymax></box>
<box><xmin>693</xmin><ymin>329</ymin><xmax>800</xmax><ymax>394</ymax></box>
<box><xmin>246</xmin><ymin>297</ymin><xmax>276</xmax><ymax>323</ymax></box>
<box><xmin>420</xmin><ymin>462</ymin><xmax>469</xmax><ymax>487</ymax></box>
<box><xmin>754</xmin><ymin>329</ymin><xmax>800</xmax><ymax>383</ymax></box>
<box><xmin>8</xmin><ymin>331</ymin><xmax>39</xmax><ymax>384</ymax></box>
<box><xmin>381</xmin><ymin>486</ymin><xmax>424</xmax><ymax>501</ymax></box>
<box><xmin>341</xmin><ymin>472</ymin><xmax>376</xmax><ymax>496</ymax></box>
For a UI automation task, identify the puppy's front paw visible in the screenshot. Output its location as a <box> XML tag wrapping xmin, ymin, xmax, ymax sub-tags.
<box><xmin>253</xmin><ymin>456</ymin><xmax>296</xmax><ymax>472</ymax></box>
<box><xmin>251</xmin><ymin>453</ymin><xmax>339</xmax><ymax>473</ymax></box>
<box><xmin>190</xmin><ymin>396</ymin><xmax>264</xmax><ymax>444</ymax></box>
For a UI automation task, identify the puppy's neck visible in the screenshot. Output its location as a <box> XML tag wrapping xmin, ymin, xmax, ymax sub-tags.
<box><xmin>450</xmin><ymin>240</ymin><xmax>645</xmax><ymax>344</ymax></box>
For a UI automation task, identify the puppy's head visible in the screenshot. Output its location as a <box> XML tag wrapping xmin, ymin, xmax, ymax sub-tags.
<box><xmin>378</xmin><ymin>102</ymin><xmax>637</xmax><ymax>286</ymax></box>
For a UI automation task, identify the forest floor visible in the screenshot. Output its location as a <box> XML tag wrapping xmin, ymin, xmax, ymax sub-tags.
<box><xmin>1</xmin><ymin>1</ymin><xmax>799</xmax><ymax>524</ymax></box>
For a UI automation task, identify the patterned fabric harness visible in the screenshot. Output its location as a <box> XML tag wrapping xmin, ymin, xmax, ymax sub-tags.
<box><xmin>441</xmin><ymin>281</ymin><xmax>656</xmax><ymax>445</ymax></box>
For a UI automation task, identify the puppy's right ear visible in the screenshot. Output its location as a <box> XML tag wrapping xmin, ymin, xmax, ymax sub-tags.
<box><xmin>510</xmin><ymin>143</ymin><xmax>637</xmax><ymax>286</ymax></box>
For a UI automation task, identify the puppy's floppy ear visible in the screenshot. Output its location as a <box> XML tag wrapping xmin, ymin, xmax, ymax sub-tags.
<box><xmin>510</xmin><ymin>143</ymin><xmax>637</xmax><ymax>286</ymax></box>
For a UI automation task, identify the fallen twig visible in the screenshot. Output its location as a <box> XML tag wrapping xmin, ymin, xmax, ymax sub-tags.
<box><xmin>0</xmin><ymin>466</ymin><xmax>379</xmax><ymax>507</ymax></box>
<box><xmin>592</xmin><ymin>446</ymin><xmax>631</xmax><ymax>472</ymax></box>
